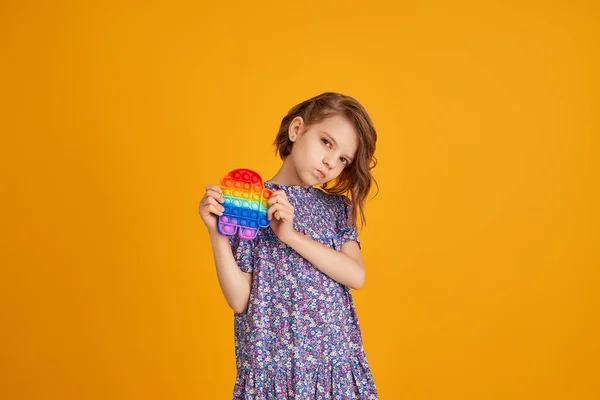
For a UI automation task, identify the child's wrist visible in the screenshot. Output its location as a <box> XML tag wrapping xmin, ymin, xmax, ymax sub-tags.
<box><xmin>283</xmin><ymin>230</ymin><xmax>303</xmax><ymax>247</ymax></box>
<box><xmin>209</xmin><ymin>231</ymin><xmax>228</xmax><ymax>244</ymax></box>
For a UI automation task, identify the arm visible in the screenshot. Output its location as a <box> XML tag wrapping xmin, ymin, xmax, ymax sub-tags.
<box><xmin>209</xmin><ymin>231</ymin><xmax>252</xmax><ymax>314</ymax></box>
<box><xmin>267</xmin><ymin>190</ymin><xmax>366</xmax><ymax>289</ymax></box>
<box><xmin>200</xmin><ymin>184</ymin><xmax>252</xmax><ymax>314</ymax></box>
<box><xmin>286</xmin><ymin>232</ymin><xmax>366</xmax><ymax>290</ymax></box>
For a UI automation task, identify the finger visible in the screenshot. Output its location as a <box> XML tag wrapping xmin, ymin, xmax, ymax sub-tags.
<box><xmin>206</xmin><ymin>189</ymin><xmax>225</xmax><ymax>204</ymax></box>
<box><xmin>208</xmin><ymin>204</ymin><xmax>223</xmax><ymax>216</ymax></box>
<box><xmin>267</xmin><ymin>192</ymin><xmax>281</xmax><ymax>206</ymax></box>
<box><xmin>278</xmin><ymin>190</ymin><xmax>288</xmax><ymax>200</ymax></box>
<box><xmin>267</xmin><ymin>204</ymin><xmax>277</xmax><ymax>220</ymax></box>
<box><xmin>278</xmin><ymin>192</ymin><xmax>291</xmax><ymax>206</ymax></box>
<box><xmin>268</xmin><ymin>191</ymin><xmax>291</xmax><ymax>207</ymax></box>
<box><xmin>274</xmin><ymin>209</ymin><xmax>292</xmax><ymax>221</ymax></box>
<box><xmin>278</xmin><ymin>210</ymin><xmax>293</xmax><ymax>222</ymax></box>
<box><xmin>268</xmin><ymin>203</ymin><xmax>283</xmax><ymax>221</ymax></box>
<box><xmin>201</xmin><ymin>203</ymin><xmax>223</xmax><ymax>217</ymax></box>
<box><xmin>200</xmin><ymin>193</ymin><xmax>222</xmax><ymax>207</ymax></box>
<box><xmin>209</xmin><ymin>196</ymin><xmax>225</xmax><ymax>212</ymax></box>
<box><xmin>205</xmin><ymin>185</ymin><xmax>223</xmax><ymax>193</ymax></box>
<box><xmin>269</xmin><ymin>204</ymin><xmax>294</xmax><ymax>222</ymax></box>
<box><xmin>275</xmin><ymin>201</ymin><xmax>293</xmax><ymax>214</ymax></box>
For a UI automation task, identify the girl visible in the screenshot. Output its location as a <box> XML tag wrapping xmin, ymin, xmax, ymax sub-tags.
<box><xmin>199</xmin><ymin>92</ymin><xmax>379</xmax><ymax>399</ymax></box>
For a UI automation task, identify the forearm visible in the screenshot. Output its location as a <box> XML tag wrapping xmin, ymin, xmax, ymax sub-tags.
<box><xmin>286</xmin><ymin>232</ymin><xmax>365</xmax><ymax>290</ymax></box>
<box><xmin>209</xmin><ymin>233</ymin><xmax>252</xmax><ymax>313</ymax></box>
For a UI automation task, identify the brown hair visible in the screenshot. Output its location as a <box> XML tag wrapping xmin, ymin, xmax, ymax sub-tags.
<box><xmin>273</xmin><ymin>92</ymin><xmax>378</xmax><ymax>229</ymax></box>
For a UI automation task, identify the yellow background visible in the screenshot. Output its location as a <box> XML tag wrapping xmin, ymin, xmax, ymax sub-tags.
<box><xmin>1</xmin><ymin>0</ymin><xmax>598</xmax><ymax>399</ymax></box>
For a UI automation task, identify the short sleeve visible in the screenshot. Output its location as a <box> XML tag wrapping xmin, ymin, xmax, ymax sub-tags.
<box><xmin>338</xmin><ymin>196</ymin><xmax>361</xmax><ymax>249</ymax></box>
<box><xmin>229</xmin><ymin>234</ymin><xmax>255</xmax><ymax>273</ymax></box>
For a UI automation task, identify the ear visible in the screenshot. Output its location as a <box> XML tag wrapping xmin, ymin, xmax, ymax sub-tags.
<box><xmin>288</xmin><ymin>116</ymin><xmax>304</xmax><ymax>142</ymax></box>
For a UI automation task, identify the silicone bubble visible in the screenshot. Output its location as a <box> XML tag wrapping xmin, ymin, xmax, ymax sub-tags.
<box><xmin>217</xmin><ymin>168</ymin><xmax>273</xmax><ymax>240</ymax></box>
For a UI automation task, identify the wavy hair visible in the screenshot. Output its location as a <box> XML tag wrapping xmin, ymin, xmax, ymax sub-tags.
<box><xmin>273</xmin><ymin>92</ymin><xmax>378</xmax><ymax>229</ymax></box>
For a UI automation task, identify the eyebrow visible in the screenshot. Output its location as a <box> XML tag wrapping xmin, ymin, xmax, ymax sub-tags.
<box><xmin>322</xmin><ymin>131</ymin><xmax>354</xmax><ymax>163</ymax></box>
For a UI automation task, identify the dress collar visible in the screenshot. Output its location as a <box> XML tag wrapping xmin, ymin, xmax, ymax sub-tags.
<box><xmin>264</xmin><ymin>180</ymin><xmax>316</xmax><ymax>196</ymax></box>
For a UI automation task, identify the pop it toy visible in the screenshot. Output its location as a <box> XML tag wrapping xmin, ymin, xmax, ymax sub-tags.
<box><xmin>217</xmin><ymin>168</ymin><xmax>273</xmax><ymax>240</ymax></box>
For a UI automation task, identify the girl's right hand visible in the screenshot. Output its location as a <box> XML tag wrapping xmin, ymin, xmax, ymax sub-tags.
<box><xmin>198</xmin><ymin>185</ymin><xmax>225</xmax><ymax>235</ymax></box>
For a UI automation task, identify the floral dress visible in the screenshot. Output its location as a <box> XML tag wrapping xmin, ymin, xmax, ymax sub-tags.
<box><xmin>229</xmin><ymin>180</ymin><xmax>379</xmax><ymax>399</ymax></box>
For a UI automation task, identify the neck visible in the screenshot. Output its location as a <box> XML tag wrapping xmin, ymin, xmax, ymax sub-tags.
<box><xmin>269</xmin><ymin>159</ymin><xmax>311</xmax><ymax>188</ymax></box>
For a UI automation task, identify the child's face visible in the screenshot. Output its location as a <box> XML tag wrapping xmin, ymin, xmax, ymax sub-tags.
<box><xmin>289</xmin><ymin>114</ymin><xmax>358</xmax><ymax>186</ymax></box>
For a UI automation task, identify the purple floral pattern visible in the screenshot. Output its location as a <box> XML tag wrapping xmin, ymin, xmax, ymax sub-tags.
<box><xmin>228</xmin><ymin>181</ymin><xmax>379</xmax><ymax>399</ymax></box>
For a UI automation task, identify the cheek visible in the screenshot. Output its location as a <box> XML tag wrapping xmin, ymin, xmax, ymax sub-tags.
<box><xmin>299</xmin><ymin>143</ymin><xmax>319</xmax><ymax>159</ymax></box>
<box><xmin>292</xmin><ymin>145</ymin><xmax>312</xmax><ymax>166</ymax></box>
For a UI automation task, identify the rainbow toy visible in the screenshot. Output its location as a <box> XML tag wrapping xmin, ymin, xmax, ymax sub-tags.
<box><xmin>217</xmin><ymin>168</ymin><xmax>273</xmax><ymax>240</ymax></box>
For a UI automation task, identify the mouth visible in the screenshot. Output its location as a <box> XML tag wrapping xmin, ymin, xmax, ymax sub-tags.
<box><xmin>316</xmin><ymin>169</ymin><xmax>326</xmax><ymax>179</ymax></box>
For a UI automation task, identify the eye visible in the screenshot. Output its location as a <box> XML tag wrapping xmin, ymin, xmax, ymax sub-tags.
<box><xmin>321</xmin><ymin>138</ymin><xmax>331</xmax><ymax>147</ymax></box>
<box><xmin>340</xmin><ymin>158</ymin><xmax>348</xmax><ymax>166</ymax></box>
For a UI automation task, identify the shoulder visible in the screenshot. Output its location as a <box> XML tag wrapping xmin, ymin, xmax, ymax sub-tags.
<box><xmin>313</xmin><ymin>188</ymin><xmax>348</xmax><ymax>208</ymax></box>
<box><xmin>313</xmin><ymin>190</ymin><xmax>352</xmax><ymax>224</ymax></box>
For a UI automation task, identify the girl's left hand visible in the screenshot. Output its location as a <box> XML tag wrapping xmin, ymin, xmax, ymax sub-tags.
<box><xmin>267</xmin><ymin>190</ymin><xmax>297</xmax><ymax>244</ymax></box>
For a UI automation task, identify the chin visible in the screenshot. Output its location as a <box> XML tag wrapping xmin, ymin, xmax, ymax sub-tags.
<box><xmin>299</xmin><ymin>172</ymin><xmax>317</xmax><ymax>187</ymax></box>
